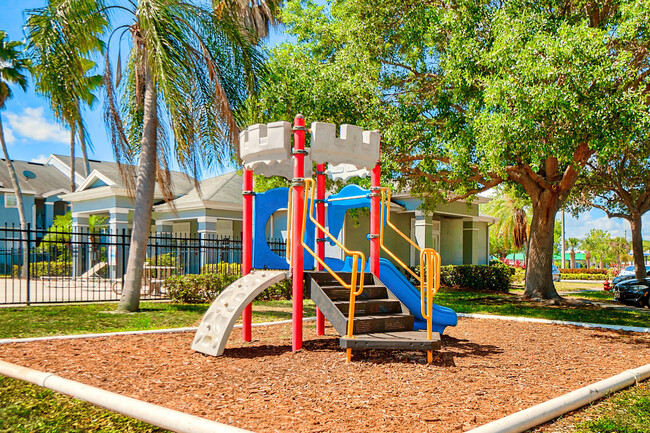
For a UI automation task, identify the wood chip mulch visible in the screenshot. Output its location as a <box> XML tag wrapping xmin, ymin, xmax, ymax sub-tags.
<box><xmin>1</xmin><ymin>318</ymin><xmax>649</xmax><ymax>433</ymax></box>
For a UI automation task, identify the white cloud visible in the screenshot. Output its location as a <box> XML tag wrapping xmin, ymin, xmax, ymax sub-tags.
<box><xmin>5</xmin><ymin>107</ymin><xmax>68</xmax><ymax>144</ymax></box>
<box><xmin>563</xmin><ymin>209</ymin><xmax>650</xmax><ymax>240</ymax></box>
<box><xmin>30</xmin><ymin>154</ymin><xmax>49</xmax><ymax>164</ymax></box>
<box><xmin>3</xmin><ymin>127</ymin><xmax>16</xmax><ymax>144</ymax></box>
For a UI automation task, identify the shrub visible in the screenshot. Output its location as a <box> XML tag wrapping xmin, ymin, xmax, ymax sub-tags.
<box><xmin>559</xmin><ymin>268</ymin><xmax>608</xmax><ymax>275</ymax></box>
<box><xmin>200</xmin><ymin>262</ymin><xmax>242</xmax><ymax>275</ymax></box>
<box><xmin>13</xmin><ymin>261</ymin><xmax>72</xmax><ymax>277</ymax></box>
<box><xmin>166</xmin><ymin>271</ymin><xmax>302</xmax><ymax>303</ymax></box>
<box><xmin>441</xmin><ymin>264</ymin><xmax>511</xmax><ymax>292</ymax></box>
<box><xmin>146</xmin><ymin>253</ymin><xmax>178</xmax><ymax>268</ymax></box>
<box><xmin>166</xmin><ymin>273</ymin><xmax>239</xmax><ymax>303</ymax></box>
<box><xmin>559</xmin><ymin>273</ymin><xmax>607</xmax><ymax>281</ymax></box>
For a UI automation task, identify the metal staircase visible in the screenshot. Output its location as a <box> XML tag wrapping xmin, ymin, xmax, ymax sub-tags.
<box><xmin>308</xmin><ymin>271</ymin><xmax>441</xmax><ymax>352</ymax></box>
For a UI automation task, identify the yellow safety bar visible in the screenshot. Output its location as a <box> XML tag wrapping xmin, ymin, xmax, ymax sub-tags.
<box><xmin>379</xmin><ymin>188</ymin><xmax>441</xmax><ymax>364</ymax></box>
<box><xmin>286</xmin><ymin>179</ymin><xmax>366</xmax><ymax>363</ymax></box>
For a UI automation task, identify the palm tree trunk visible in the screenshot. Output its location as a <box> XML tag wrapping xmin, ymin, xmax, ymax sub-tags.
<box><xmin>117</xmin><ymin>64</ymin><xmax>158</xmax><ymax>312</ymax></box>
<box><xmin>78</xmin><ymin>124</ymin><xmax>90</xmax><ymax>178</ymax></box>
<box><xmin>0</xmin><ymin>115</ymin><xmax>29</xmax><ymax>278</ymax></box>
<box><xmin>69</xmin><ymin>124</ymin><xmax>76</xmax><ymax>192</ymax></box>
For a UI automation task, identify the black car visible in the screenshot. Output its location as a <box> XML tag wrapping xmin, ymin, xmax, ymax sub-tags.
<box><xmin>613</xmin><ymin>278</ymin><xmax>650</xmax><ymax>308</ymax></box>
<box><xmin>612</xmin><ymin>274</ymin><xmax>635</xmax><ymax>286</ymax></box>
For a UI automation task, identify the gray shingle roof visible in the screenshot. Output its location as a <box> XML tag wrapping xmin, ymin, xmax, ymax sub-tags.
<box><xmin>0</xmin><ymin>160</ymin><xmax>71</xmax><ymax>197</ymax></box>
<box><xmin>52</xmin><ymin>154</ymin><xmax>196</xmax><ymax>196</ymax></box>
<box><xmin>170</xmin><ymin>171</ymin><xmax>242</xmax><ymax>205</ymax></box>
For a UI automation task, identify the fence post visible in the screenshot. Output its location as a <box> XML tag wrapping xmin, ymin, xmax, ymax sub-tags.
<box><xmin>26</xmin><ymin>223</ymin><xmax>31</xmax><ymax>306</ymax></box>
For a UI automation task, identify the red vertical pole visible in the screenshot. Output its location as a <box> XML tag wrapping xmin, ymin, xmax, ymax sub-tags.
<box><xmin>316</xmin><ymin>163</ymin><xmax>326</xmax><ymax>335</ymax></box>
<box><xmin>242</xmin><ymin>167</ymin><xmax>253</xmax><ymax>341</ymax></box>
<box><xmin>370</xmin><ymin>161</ymin><xmax>381</xmax><ymax>278</ymax></box>
<box><xmin>291</xmin><ymin>114</ymin><xmax>306</xmax><ymax>351</ymax></box>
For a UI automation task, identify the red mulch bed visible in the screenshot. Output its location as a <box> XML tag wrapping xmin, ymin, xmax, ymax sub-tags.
<box><xmin>1</xmin><ymin>318</ymin><xmax>649</xmax><ymax>432</ymax></box>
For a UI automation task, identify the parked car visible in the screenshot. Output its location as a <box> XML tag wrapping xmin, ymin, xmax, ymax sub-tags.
<box><xmin>613</xmin><ymin>278</ymin><xmax>650</xmax><ymax>308</ymax></box>
<box><xmin>618</xmin><ymin>265</ymin><xmax>650</xmax><ymax>278</ymax></box>
<box><xmin>552</xmin><ymin>264</ymin><xmax>561</xmax><ymax>282</ymax></box>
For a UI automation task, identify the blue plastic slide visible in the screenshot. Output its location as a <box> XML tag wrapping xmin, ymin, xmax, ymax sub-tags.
<box><xmin>323</xmin><ymin>257</ymin><xmax>457</xmax><ymax>334</ymax></box>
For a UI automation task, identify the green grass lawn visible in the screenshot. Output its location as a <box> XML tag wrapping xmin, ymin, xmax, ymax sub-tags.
<box><xmin>0</xmin><ymin>376</ymin><xmax>168</xmax><ymax>433</ymax></box>
<box><xmin>0</xmin><ymin>300</ymin><xmax>316</xmax><ymax>339</ymax></box>
<box><xmin>434</xmin><ymin>288</ymin><xmax>650</xmax><ymax>328</ymax></box>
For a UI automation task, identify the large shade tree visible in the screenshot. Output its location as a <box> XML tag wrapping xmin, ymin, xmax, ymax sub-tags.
<box><xmin>264</xmin><ymin>0</ymin><xmax>650</xmax><ymax>300</ymax></box>
<box><xmin>0</xmin><ymin>31</ymin><xmax>30</xmax><ymax>277</ymax></box>
<box><xmin>35</xmin><ymin>0</ymin><xmax>276</xmax><ymax>311</ymax></box>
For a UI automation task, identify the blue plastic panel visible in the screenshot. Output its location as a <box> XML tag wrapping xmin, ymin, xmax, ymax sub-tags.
<box><xmin>252</xmin><ymin>187</ymin><xmax>315</xmax><ymax>270</ymax></box>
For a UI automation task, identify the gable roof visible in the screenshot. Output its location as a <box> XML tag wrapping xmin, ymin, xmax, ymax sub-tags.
<box><xmin>50</xmin><ymin>155</ymin><xmax>196</xmax><ymax>197</ymax></box>
<box><xmin>154</xmin><ymin>171</ymin><xmax>242</xmax><ymax>211</ymax></box>
<box><xmin>0</xmin><ymin>160</ymin><xmax>71</xmax><ymax>197</ymax></box>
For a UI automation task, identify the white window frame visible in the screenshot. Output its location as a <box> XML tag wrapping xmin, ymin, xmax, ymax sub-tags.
<box><xmin>4</xmin><ymin>193</ymin><xmax>18</xmax><ymax>208</ymax></box>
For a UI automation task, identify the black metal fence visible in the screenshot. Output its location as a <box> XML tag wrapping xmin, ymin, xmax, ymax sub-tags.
<box><xmin>0</xmin><ymin>224</ymin><xmax>286</xmax><ymax>305</ymax></box>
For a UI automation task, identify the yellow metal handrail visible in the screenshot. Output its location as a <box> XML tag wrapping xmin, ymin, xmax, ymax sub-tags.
<box><xmin>286</xmin><ymin>180</ymin><xmax>366</xmax><ymax>362</ymax></box>
<box><xmin>379</xmin><ymin>188</ymin><xmax>440</xmax><ymax>363</ymax></box>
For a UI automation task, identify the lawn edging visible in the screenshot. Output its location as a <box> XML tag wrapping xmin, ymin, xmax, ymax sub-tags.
<box><xmin>0</xmin><ymin>317</ymin><xmax>317</xmax><ymax>345</ymax></box>
<box><xmin>467</xmin><ymin>363</ymin><xmax>650</xmax><ymax>433</ymax></box>
<box><xmin>0</xmin><ymin>360</ymin><xmax>251</xmax><ymax>433</ymax></box>
<box><xmin>458</xmin><ymin>313</ymin><xmax>650</xmax><ymax>333</ymax></box>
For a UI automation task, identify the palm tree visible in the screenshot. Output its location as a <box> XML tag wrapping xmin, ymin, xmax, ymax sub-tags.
<box><xmin>0</xmin><ymin>32</ymin><xmax>30</xmax><ymax>277</ymax></box>
<box><xmin>482</xmin><ymin>184</ymin><xmax>531</xmax><ymax>260</ymax></box>
<box><xmin>33</xmin><ymin>0</ymin><xmax>277</xmax><ymax>312</ymax></box>
<box><xmin>26</xmin><ymin>2</ymin><xmax>105</xmax><ymax>185</ymax></box>
<box><xmin>567</xmin><ymin>237</ymin><xmax>579</xmax><ymax>269</ymax></box>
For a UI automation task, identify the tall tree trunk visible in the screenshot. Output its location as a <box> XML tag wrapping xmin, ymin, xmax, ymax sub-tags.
<box><xmin>629</xmin><ymin>212</ymin><xmax>647</xmax><ymax>280</ymax></box>
<box><xmin>69</xmin><ymin>124</ymin><xmax>76</xmax><ymax>192</ymax></box>
<box><xmin>523</xmin><ymin>193</ymin><xmax>560</xmax><ymax>299</ymax></box>
<box><xmin>570</xmin><ymin>249</ymin><xmax>575</xmax><ymax>269</ymax></box>
<box><xmin>78</xmin><ymin>124</ymin><xmax>90</xmax><ymax>178</ymax></box>
<box><xmin>117</xmin><ymin>65</ymin><xmax>158</xmax><ymax>313</ymax></box>
<box><xmin>0</xmin><ymin>115</ymin><xmax>29</xmax><ymax>278</ymax></box>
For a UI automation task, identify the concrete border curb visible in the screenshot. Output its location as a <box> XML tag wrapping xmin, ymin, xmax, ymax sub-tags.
<box><xmin>467</xmin><ymin>364</ymin><xmax>650</xmax><ymax>433</ymax></box>
<box><xmin>0</xmin><ymin>360</ymin><xmax>252</xmax><ymax>433</ymax></box>
<box><xmin>458</xmin><ymin>313</ymin><xmax>650</xmax><ymax>333</ymax></box>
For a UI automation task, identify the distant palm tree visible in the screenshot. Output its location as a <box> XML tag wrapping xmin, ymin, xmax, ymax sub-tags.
<box><xmin>567</xmin><ymin>237</ymin><xmax>580</xmax><ymax>269</ymax></box>
<box><xmin>32</xmin><ymin>0</ymin><xmax>278</xmax><ymax>312</ymax></box>
<box><xmin>0</xmin><ymin>32</ymin><xmax>30</xmax><ymax>277</ymax></box>
<box><xmin>482</xmin><ymin>184</ymin><xmax>531</xmax><ymax>260</ymax></box>
<box><xmin>26</xmin><ymin>2</ymin><xmax>105</xmax><ymax>184</ymax></box>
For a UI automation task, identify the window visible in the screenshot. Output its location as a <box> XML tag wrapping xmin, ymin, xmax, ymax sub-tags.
<box><xmin>4</xmin><ymin>193</ymin><xmax>17</xmax><ymax>208</ymax></box>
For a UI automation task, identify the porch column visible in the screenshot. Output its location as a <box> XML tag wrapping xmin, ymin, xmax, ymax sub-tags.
<box><xmin>463</xmin><ymin>221</ymin><xmax>479</xmax><ymax>265</ymax></box>
<box><xmin>414</xmin><ymin>215</ymin><xmax>434</xmax><ymax>249</ymax></box>
<box><xmin>44</xmin><ymin>201</ymin><xmax>54</xmax><ymax>229</ymax></box>
<box><xmin>108</xmin><ymin>210</ymin><xmax>129</xmax><ymax>280</ymax></box>
<box><xmin>197</xmin><ymin>216</ymin><xmax>218</xmax><ymax>273</ymax></box>
<box><xmin>71</xmin><ymin>213</ymin><xmax>89</xmax><ymax>277</ymax></box>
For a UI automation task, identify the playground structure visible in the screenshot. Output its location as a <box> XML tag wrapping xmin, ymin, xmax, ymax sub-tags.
<box><xmin>192</xmin><ymin>115</ymin><xmax>457</xmax><ymax>363</ymax></box>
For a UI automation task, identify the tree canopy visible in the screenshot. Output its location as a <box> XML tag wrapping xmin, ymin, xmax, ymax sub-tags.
<box><xmin>254</xmin><ymin>0</ymin><xmax>650</xmax><ymax>299</ymax></box>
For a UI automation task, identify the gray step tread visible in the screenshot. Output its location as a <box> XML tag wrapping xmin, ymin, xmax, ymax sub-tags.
<box><xmin>340</xmin><ymin>331</ymin><xmax>441</xmax><ymax>350</ymax></box>
<box><xmin>332</xmin><ymin>299</ymin><xmax>402</xmax><ymax>315</ymax></box>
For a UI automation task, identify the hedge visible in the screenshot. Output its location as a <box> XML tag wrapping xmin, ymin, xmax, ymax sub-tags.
<box><xmin>559</xmin><ymin>268</ymin><xmax>608</xmax><ymax>275</ymax></box>
<box><xmin>13</xmin><ymin>261</ymin><xmax>72</xmax><ymax>277</ymax></box>
<box><xmin>441</xmin><ymin>264</ymin><xmax>512</xmax><ymax>292</ymax></box>
<box><xmin>200</xmin><ymin>262</ymin><xmax>242</xmax><ymax>275</ymax></box>
<box><xmin>560</xmin><ymin>273</ymin><xmax>607</xmax><ymax>281</ymax></box>
<box><xmin>165</xmin><ymin>271</ymin><xmax>300</xmax><ymax>303</ymax></box>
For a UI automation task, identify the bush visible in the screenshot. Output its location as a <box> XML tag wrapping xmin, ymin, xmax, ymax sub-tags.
<box><xmin>441</xmin><ymin>264</ymin><xmax>511</xmax><ymax>292</ymax></box>
<box><xmin>146</xmin><ymin>253</ymin><xmax>178</xmax><ymax>268</ymax></box>
<box><xmin>560</xmin><ymin>273</ymin><xmax>607</xmax><ymax>281</ymax></box>
<box><xmin>166</xmin><ymin>271</ymin><xmax>301</xmax><ymax>303</ymax></box>
<box><xmin>200</xmin><ymin>262</ymin><xmax>242</xmax><ymax>275</ymax></box>
<box><xmin>166</xmin><ymin>273</ymin><xmax>240</xmax><ymax>303</ymax></box>
<box><xmin>559</xmin><ymin>268</ymin><xmax>608</xmax><ymax>275</ymax></box>
<box><xmin>13</xmin><ymin>261</ymin><xmax>72</xmax><ymax>277</ymax></box>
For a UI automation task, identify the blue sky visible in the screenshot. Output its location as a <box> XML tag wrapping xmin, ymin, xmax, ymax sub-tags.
<box><xmin>1</xmin><ymin>2</ymin><xmax>648</xmax><ymax>241</ymax></box>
